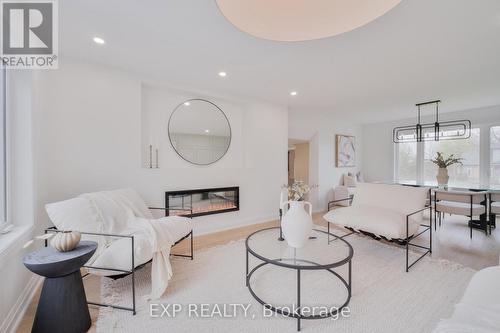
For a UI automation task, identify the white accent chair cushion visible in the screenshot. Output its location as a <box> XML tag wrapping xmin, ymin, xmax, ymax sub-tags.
<box><xmin>91</xmin><ymin>216</ymin><xmax>192</xmax><ymax>274</ymax></box>
<box><xmin>343</xmin><ymin>174</ymin><xmax>356</xmax><ymax>187</ymax></box>
<box><xmin>324</xmin><ymin>183</ymin><xmax>428</xmax><ymax>240</ymax></box>
<box><xmin>433</xmin><ymin>263</ymin><xmax>500</xmax><ymax>332</ymax></box>
<box><xmin>333</xmin><ymin>185</ymin><xmax>353</xmax><ymax>207</ymax></box>
<box><xmin>45</xmin><ymin>197</ymin><xmax>103</xmax><ymax>233</ymax></box>
<box><xmin>491</xmin><ymin>202</ymin><xmax>500</xmax><ymax>214</ymax></box>
<box><xmin>436</xmin><ymin>201</ymin><xmax>486</xmax><ymax>216</ymax></box>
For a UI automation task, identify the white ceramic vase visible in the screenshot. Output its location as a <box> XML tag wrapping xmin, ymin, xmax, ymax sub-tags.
<box><xmin>281</xmin><ymin>201</ymin><xmax>313</xmax><ymax>248</ymax></box>
<box><xmin>436</xmin><ymin>168</ymin><xmax>449</xmax><ymax>188</ymax></box>
<box><xmin>50</xmin><ymin>231</ymin><xmax>81</xmax><ymax>252</ymax></box>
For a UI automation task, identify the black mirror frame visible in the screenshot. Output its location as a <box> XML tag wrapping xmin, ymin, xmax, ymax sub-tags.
<box><xmin>167</xmin><ymin>98</ymin><xmax>232</xmax><ymax>166</ymax></box>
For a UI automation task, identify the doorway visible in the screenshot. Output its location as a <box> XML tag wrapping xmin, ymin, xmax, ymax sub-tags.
<box><xmin>288</xmin><ymin>139</ymin><xmax>310</xmax><ymax>186</ymax></box>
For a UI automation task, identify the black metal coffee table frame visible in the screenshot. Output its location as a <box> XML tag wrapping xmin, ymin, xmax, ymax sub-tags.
<box><xmin>245</xmin><ymin>227</ymin><xmax>353</xmax><ymax>331</ymax></box>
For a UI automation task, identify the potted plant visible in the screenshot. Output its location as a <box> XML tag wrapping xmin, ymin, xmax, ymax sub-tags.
<box><xmin>281</xmin><ymin>181</ymin><xmax>313</xmax><ymax>248</ymax></box>
<box><xmin>430</xmin><ymin>152</ymin><xmax>463</xmax><ymax>188</ymax></box>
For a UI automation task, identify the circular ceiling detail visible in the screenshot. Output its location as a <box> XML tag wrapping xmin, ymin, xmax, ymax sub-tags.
<box><xmin>216</xmin><ymin>0</ymin><xmax>402</xmax><ymax>42</ymax></box>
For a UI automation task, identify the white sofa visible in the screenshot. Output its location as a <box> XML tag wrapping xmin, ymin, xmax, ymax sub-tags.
<box><xmin>433</xmin><ymin>260</ymin><xmax>500</xmax><ymax>332</ymax></box>
<box><xmin>324</xmin><ymin>182</ymin><xmax>429</xmax><ymax>240</ymax></box>
<box><xmin>45</xmin><ymin>188</ymin><xmax>193</xmax><ymax>275</ymax></box>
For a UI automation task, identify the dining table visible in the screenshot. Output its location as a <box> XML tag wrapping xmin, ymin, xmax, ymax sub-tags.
<box><xmin>373</xmin><ymin>181</ymin><xmax>499</xmax><ymax>233</ymax></box>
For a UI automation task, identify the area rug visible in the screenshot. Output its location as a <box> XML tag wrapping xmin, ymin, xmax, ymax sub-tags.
<box><xmin>95</xmin><ymin>232</ymin><xmax>475</xmax><ymax>333</ymax></box>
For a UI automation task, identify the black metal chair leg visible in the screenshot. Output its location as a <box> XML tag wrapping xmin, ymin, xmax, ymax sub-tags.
<box><xmin>190</xmin><ymin>231</ymin><xmax>194</xmax><ymax>260</ymax></box>
<box><xmin>434</xmin><ymin>208</ymin><xmax>437</xmax><ymax>231</ymax></box>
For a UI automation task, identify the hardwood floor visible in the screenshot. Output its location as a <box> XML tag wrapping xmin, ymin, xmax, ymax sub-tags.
<box><xmin>16</xmin><ymin>212</ymin><xmax>500</xmax><ymax>332</ymax></box>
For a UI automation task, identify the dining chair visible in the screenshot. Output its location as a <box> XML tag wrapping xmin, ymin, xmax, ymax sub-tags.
<box><xmin>434</xmin><ymin>190</ymin><xmax>488</xmax><ymax>238</ymax></box>
<box><xmin>489</xmin><ymin>192</ymin><xmax>500</xmax><ymax>235</ymax></box>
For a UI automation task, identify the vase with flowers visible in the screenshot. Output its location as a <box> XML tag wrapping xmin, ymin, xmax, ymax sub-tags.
<box><xmin>281</xmin><ymin>181</ymin><xmax>314</xmax><ymax>248</ymax></box>
<box><xmin>431</xmin><ymin>152</ymin><xmax>463</xmax><ymax>188</ymax></box>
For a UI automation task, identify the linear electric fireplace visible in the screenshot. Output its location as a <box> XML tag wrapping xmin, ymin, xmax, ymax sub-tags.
<box><xmin>165</xmin><ymin>187</ymin><xmax>239</xmax><ymax>218</ymax></box>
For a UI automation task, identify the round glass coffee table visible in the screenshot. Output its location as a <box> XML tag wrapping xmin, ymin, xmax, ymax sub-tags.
<box><xmin>245</xmin><ymin>227</ymin><xmax>353</xmax><ymax>331</ymax></box>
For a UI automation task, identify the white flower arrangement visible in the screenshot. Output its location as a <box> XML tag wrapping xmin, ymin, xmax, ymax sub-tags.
<box><xmin>284</xmin><ymin>181</ymin><xmax>314</xmax><ymax>201</ymax></box>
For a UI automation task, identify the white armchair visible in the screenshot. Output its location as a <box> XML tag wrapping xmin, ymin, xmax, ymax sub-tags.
<box><xmin>45</xmin><ymin>188</ymin><xmax>193</xmax><ymax>314</ymax></box>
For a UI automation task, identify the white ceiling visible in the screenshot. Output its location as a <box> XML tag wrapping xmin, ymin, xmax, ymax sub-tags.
<box><xmin>60</xmin><ymin>0</ymin><xmax>500</xmax><ymax>123</ymax></box>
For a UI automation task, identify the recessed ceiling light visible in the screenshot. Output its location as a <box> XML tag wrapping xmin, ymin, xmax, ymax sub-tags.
<box><xmin>184</xmin><ymin>102</ymin><xmax>191</xmax><ymax>106</ymax></box>
<box><xmin>93</xmin><ymin>37</ymin><xmax>105</xmax><ymax>45</ymax></box>
<box><xmin>205</xmin><ymin>129</ymin><xmax>210</xmax><ymax>133</ymax></box>
<box><xmin>218</xmin><ymin>71</ymin><xmax>227</xmax><ymax>77</ymax></box>
<box><xmin>290</xmin><ymin>91</ymin><xmax>298</xmax><ymax>96</ymax></box>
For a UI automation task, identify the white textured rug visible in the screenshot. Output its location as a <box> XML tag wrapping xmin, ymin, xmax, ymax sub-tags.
<box><xmin>96</xmin><ymin>233</ymin><xmax>475</xmax><ymax>333</ymax></box>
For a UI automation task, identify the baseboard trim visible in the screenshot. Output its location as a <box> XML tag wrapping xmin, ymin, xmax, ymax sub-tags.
<box><xmin>1</xmin><ymin>274</ymin><xmax>42</xmax><ymax>333</ymax></box>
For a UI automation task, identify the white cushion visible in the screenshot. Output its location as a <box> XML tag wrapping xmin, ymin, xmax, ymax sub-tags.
<box><xmin>461</xmin><ymin>266</ymin><xmax>500</xmax><ymax>307</ymax></box>
<box><xmin>347</xmin><ymin>187</ymin><xmax>357</xmax><ymax>196</ymax></box>
<box><xmin>333</xmin><ymin>186</ymin><xmax>351</xmax><ymax>207</ymax></box>
<box><xmin>324</xmin><ymin>205</ymin><xmax>421</xmax><ymax>240</ymax></box>
<box><xmin>353</xmin><ymin>183</ymin><xmax>428</xmax><ymax>216</ymax></box>
<box><xmin>91</xmin><ymin>228</ymin><xmax>152</xmax><ymax>273</ymax></box>
<box><xmin>102</xmin><ymin>188</ymin><xmax>154</xmax><ymax>219</ymax></box>
<box><xmin>436</xmin><ymin>201</ymin><xmax>486</xmax><ymax>216</ymax></box>
<box><xmin>91</xmin><ymin>216</ymin><xmax>192</xmax><ymax>275</ymax></box>
<box><xmin>356</xmin><ymin>171</ymin><xmax>364</xmax><ymax>183</ymax></box>
<box><xmin>491</xmin><ymin>202</ymin><xmax>500</xmax><ymax>214</ymax></box>
<box><xmin>45</xmin><ymin>197</ymin><xmax>103</xmax><ymax>233</ymax></box>
<box><xmin>433</xmin><ymin>266</ymin><xmax>500</xmax><ymax>333</ymax></box>
<box><xmin>435</xmin><ymin>190</ymin><xmax>486</xmax><ymax>204</ymax></box>
<box><xmin>79</xmin><ymin>192</ymin><xmax>131</xmax><ymax>234</ymax></box>
<box><xmin>343</xmin><ymin>174</ymin><xmax>356</xmax><ymax>187</ymax></box>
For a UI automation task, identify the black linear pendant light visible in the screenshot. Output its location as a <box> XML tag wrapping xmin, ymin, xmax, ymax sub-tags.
<box><xmin>393</xmin><ymin>100</ymin><xmax>471</xmax><ymax>143</ymax></box>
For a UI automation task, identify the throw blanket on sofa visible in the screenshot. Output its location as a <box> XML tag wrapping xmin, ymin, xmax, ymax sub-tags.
<box><xmin>132</xmin><ymin>217</ymin><xmax>175</xmax><ymax>300</ymax></box>
<box><xmin>82</xmin><ymin>191</ymin><xmax>177</xmax><ymax>299</ymax></box>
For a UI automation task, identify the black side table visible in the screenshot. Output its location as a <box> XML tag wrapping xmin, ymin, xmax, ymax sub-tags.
<box><xmin>23</xmin><ymin>241</ymin><xmax>97</xmax><ymax>333</ymax></box>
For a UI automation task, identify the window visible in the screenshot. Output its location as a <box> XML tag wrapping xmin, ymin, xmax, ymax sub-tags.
<box><xmin>396</xmin><ymin>142</ymin><xmax>417</xmax><ymax>182</ymax></box>
<box><xmin>491</xmin><ymin>126</ymin><xmax>500</xmax><ymax>186</ymax></box>
<box><xmin>396</xmin><ymin>128</ymin><xmax>481</xmax><ymax>187</ymax></box>
<box><xmin>423</xmin><ymin>128</ymin><xmax>480</xmax><ymax>187</ymax></box>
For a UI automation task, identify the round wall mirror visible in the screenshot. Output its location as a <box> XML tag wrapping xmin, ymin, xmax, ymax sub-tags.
<box><xmin>168</xmin><ymin>99</ymin><xmax>231</xmax><ymax>165</ymax></box>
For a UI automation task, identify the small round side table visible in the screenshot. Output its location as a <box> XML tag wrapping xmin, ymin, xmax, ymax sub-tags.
<box><xmin>23</xmin><ymin>241</ymin><xmax>97</xmax><ymax>333</ymax></box>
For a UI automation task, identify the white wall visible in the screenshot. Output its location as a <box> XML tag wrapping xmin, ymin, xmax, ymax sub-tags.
<box><xmin>362</xmin><ymin>105</ymin><xmax>500</xmax><ymax>183</ymax></box>
<box><xmin>288</xmin><ymin>112</ymin><xmax>363</xmax><ymax>212</ymax></box>
<box><xmin>32</xmin><ymin>59</ymin><xmax>288</xmax><ymax>235</ymax></box>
